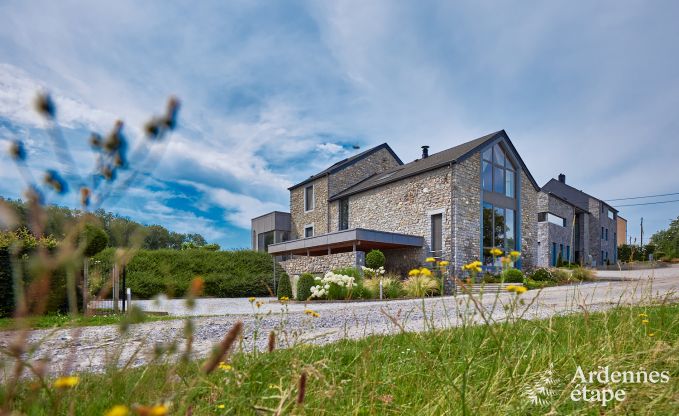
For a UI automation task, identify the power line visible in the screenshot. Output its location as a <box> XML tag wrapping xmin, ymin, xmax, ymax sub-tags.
<box><xmin>607</xmin><ymin>191</ymin><xmax>679</xmax><ymax>201</ymax></box>
<box><xmin>613</xmin><ymin>199</ymin><xmax>679</xmax><ymax>208</ymax></box>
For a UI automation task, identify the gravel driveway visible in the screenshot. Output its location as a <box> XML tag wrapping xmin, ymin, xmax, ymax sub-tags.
<box><xmin>2</xmin><ymin>266</ymin><xmax>678</xmax><ymax>378</ymax></box>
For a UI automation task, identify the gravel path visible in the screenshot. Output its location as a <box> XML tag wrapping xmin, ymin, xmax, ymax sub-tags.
<box><xmin>1</xmin><ymin>266</ymin><xmax>678</xmax><ymax>378</ymax></box>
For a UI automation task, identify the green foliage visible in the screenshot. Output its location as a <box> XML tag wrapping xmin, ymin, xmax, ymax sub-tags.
<box><xmin>92</xmin><ymin>248</ymin><xmax>284</xmax><ymax>299</ymax></box>
<box><xmin>403</xmin><ymin>275</ymin><xmax>439</xmax><ymax>297</ymax></box>
<box><xmin>529</xmin><ymin>268</ymin><xmax>553</xmax><ymax>282</ymax></box>
<box><xmin>296</xmin><ymin>273</ymin><xmax>316</xmax><ymax>301</ymax></box>
<box><xmin>0</xmin><ymin>248</ymin><xmax>13</xmax><ymax>317</ymax></box>
<box><xmin>276</xmin><ymin>274</ymin><xmax>292</xmax><ymax>299</ymax></box>
<box><xmin>0</xmin><ymin>228</ymin><xmax>59</xmax><ymax>251</ymax></box>
<box><xmin>81</xmin><ymin>224</ymin><xmax>109</xmax><ymax>257</ymax></box>
<box><xmin>551</xmin><ymin>268</ymin><xmax>572</xmax><ymax>283</ymax></box>
<box><xmin>365</xmin><ymin>249</ymin><xmax>386</xmax><ymax>269</ymax></box>
<box><xmin>524</xmin><ymin>278</ymin><xmax>554</xmax><ymax>290</ymax></box>
<box><xmin>333</xmin><ymin>267</ymin><xmax>363</xmax><ymax>285</ymax></box>
<box><xmin>570</xmin><ymin>267</ymin><xmax>593</xmax><ymax>281</ymax></box>
<box><xmin>501</xmin><ymin>268</ymin><xmax>524</xmax><ymax>283</ymax></box>
<box><xmin>651</xmin><ymin>217</ymin><xmax>679</xmax><ymax>260</ymax></box>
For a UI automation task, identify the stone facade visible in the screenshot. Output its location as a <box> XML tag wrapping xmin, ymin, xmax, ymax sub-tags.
<box><xmin>451</xmin><ymin>153</ymin><xmax>482</xmax><ymax>272</ymax></box>
<box><xmin>327</xmin><ymin>147</ymin><xmax>400</xmax><ymax>197</ymax></box>
<box><xmin>347</xmin><ymin>166</ymin><xmax>453</xmax><ymax>266</ymax></box>
<box><xmin>519</xmin><ymin>170</ymin><xmax>539</xmax><ymax>270</ymax></box>
<box><xmin>588</xmin><ymin>199</ymin><xmax>618</xmax><ymax>266</ymax></box>
<box><xmin>536</xmin><ymin>193</ymin><xmax>575</xmax><ymax>267</ymax></box>
<box><xmin>290</xmin><ymin>176</ymin><xmax>329</xmax><ymax>239</ymax></box>
<box><xmin>280</xmin><ymin>251</ymin><xmax>365</xmax><ymax>276</ymax></box>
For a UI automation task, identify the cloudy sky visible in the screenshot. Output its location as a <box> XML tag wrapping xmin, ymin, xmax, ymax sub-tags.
<box><xmin>1</xmin><ymin>1</ymin><xmax>677</xmax><ymax>248</ymax></box>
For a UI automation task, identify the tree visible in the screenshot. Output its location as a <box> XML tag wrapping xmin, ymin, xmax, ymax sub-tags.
<box><xmin>143</xmin><ymin>225</ymin><xmax>171</xmax><ymax>249</ymax></box>
<box><xmin>186</xmin><ymin>233</ymin><xmax>207</xmax><ymax>247</ymax></box>
<box><xmin>277</xmin><ymin>274</ymin><xmax>292</xmax><ymax>299</ymax></box>
<box><xmin>296</xmin><ymin>273</ymin><xmax>315</xmax><ymax>301</ymax></box>
<box><xmin>366</xmin><ymin>249</ymin><xmax>386</xmax><ymax>269</ymax></box>
<box><xmin>81</xmin><ymin>223</ymin><xmax>109</xmax><ymax>257</ymax></box>
<box><xmin>651</xmin><ymin>217</ymin><xmax>679</xmax><ymax>260</ymax></box>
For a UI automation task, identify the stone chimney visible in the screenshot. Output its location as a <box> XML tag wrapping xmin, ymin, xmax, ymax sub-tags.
<box><xmin>558</xmin><ymin>173</ymin><xmax>566</xmax><ymax>183</ymax></box>
<box><xmin>421</xmin><ymin>145</ymin><xmax>429</xmax><ymax>159</ymax></box>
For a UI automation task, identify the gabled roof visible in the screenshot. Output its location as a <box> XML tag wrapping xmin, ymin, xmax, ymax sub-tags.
<box><xmin>288</xmin><ymin>143</ymin><xmax>403</xmax><ymax>190</ymax></box>
<box><xmin>541</xmin><ymin>179</ymin><xmax>618</xmax><ymax>213</ymax></box>
<box><xmin>329</xmin><ymin>130</ymin><xmax>540</xmax><ymax>201</ymax></box>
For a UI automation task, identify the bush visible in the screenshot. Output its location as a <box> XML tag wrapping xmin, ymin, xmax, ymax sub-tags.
<box><xmin>571</xmin><ymin>267</ymin><xmax>593</xmax><ymax>281</ymax></box>
<box><xmin>81</xmin><ymin>224</ymin><xmax>109</xmax><ymax>257</ymax></box>
<box><xmin>0</xmin><ymin>248</ymin><xmax>13</xmax><ymax>317</ymax></box>
<box><xmin>363</xmin><ymin>277</ymin><xmax>403</xmax><ymax>299</ymax></box>
<box><xmin>92</xmin><ymin>248</ymin><xmax>285</xmax><ymax>299</ymax></box>
<box><xmin>403</xmin><ymin>275</ymin><xmax>439</xmax><ymax>297</ymax></box>
<box><xmin>277</xmin><ymin>274</ymin><xmax>292</xmax><ymax>299</ymax></box>
<box><xmin>296</xmin><ymin>273</ymin><xmax>315</xmax><ymax>301</ymax></box>
<box><xmin>365</xmin><ymin>250</ymin><xmax>386</xmax><ymax>270</ymax></box>
<box><xmin>525</xmin><ymin>278</ymin><xmax>553</xmax><ymax>290</ymax></box>
<box><xmin>551</xmin><ymin>269</ymin><xmax>571</xmax><ymax>283</ymax></box>
<box><xmin>333</xmin><ymin>267</ymin><xmax>363</xmax><ymax>285</ymax></box>
<box><xmin>556</xmin><ymin>252</ymin><xmax>564</xmax><ymax>268</ymax></box>
<box><xmin>501</xmin><ymin>268</ymin><xmax>524</xmax><ymax>283</ymax></box>
<box><xmin>529</xmin><ymin>268</ymin><xmax>553</xmax><ymax>282</ymax></box>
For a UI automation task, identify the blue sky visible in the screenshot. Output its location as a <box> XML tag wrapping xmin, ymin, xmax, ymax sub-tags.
<box><xmin>1</xmin><ymin>1</ymin><xmax>678</xmax><ymax>248</ymax></box>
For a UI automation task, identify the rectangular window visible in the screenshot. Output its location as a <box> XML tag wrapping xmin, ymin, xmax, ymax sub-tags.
<box><xmin>539</xmin><ymin>212</ymin><xmax>566</xmax><ymax>227</ymax></box>
<box><xmin>601</xmin><ymin>226</ymin><xmax>604</xmax><ymax>239</ymax></box>
<box><xmin>601</xmin><ymin>250</ymin><xmax>604</xmax><ymax>261</ymax></box>
<box><xmin>304</xmin><ymin>185</ymin><xmax>314</xmax><ymax>212</ymax></box>
<box><xmin>494</xmin><ymin>206</ymin><xmax>505</xmax><ymax>248</ymax></box>
<box><xmin>431</xmin><ymin>213</ymin><xmax>443</xmax><ymax>258</ymax></box>
<box><xmin>560</xmin><ymin>244</ymin><xmax>564</xmax><ymax>261</ymax></box>
<box><xmin>493</xmin><ymin>166</ymin><xmax>505</xmax><ymax>194</ymax></box>
<box><xmin>304</xmin><ymin>225</ymin><xmax>314</xmax><ymax>238</ymax></box>
<box><xmin>339</xmin><ymin>198</ymin><xmax>349</xmax><ymax>231</ymax></box>
<box><xmin>483</xmin><ymin>203</ymin><xmax>493</xmax><ymax>249</ymax></box>
<box><xmin>505</xmin><ymin>170</ymin><xmax>515</xmax><ymax>198</ymax></box>
<box><xmin>608</xmin><ymin>209</ymin><xmax>614</xmax><ymax>220</ymax></box>
<box><xmin>505</xmin><ymin>209</ymin><xmax>515</xmax><ymax>251</ymax></box>
<box><xmin>482</xmin><ymin>161</ymin><xmax>492</xmax><ymax>192</ymax></box>
<box><xmin>566</xmin><ymin>245</ymin><xmax>570</xmax><ymax>263</ymax></box>
<box><xmin>552</xmin><ymin>243</ymin><xmax>557</xmax><ymax>267</ymax></box>
<box><xmin>605</xmin><ymin>228</ymin><xmax>608</xmax><ymax>241</ymax></box>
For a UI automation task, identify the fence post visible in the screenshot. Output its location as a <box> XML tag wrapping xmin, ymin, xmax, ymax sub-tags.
<box><xmin>122</xmin><ymin>265</ymin><xmax>127</xmax><ymax>313</ymax></box>
<box><xmin>83</xmin><ymin>258</ymin><xmax>89</xmax><ymax>315</ymax></box>
<box><xmin>113</xmin><ymin>264</ymin><xmax>119</xmax><ymax>313</ymax></box>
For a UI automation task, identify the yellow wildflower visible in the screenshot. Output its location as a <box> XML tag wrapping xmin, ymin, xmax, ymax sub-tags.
<box><xmin>639</xmin><ymin>313</ymin><xmax>648</xmax><ymax>318</ymax></box>
<box><xmin>515</xmin><ymin>286</ymin><xmax>528</xmax><ymax>294</ymax></box>
<box><xmin>218</xmin><ymin>362</ymin><xmax>232</xmax><ymax>372</ymax></box>
<box><xmin>510</xmin><ymin>250</ymin><xmax>521</xmax><ymax>259</ymax></box>
<box><xmin>439</xmin><ymin>260</ymin><xmax>449</xmax><ymax>267</ymax></box>
<box><xmin>255</xmin><ymin>301</ymin><xmax>264</xmax><ymax>308</ymax></box>
<box><xmin>490</xmin><ymin>248</ymin><xmax>503</xmax><ymax>257</ymax></box>
<box><xmin>53</xmin><ymin>376</ymin><xmax>79</xmax><ymax>389</ymax></box>
<box><xmin>641</xmin><ymin>319</ymin><xmax>649</xmax><ymax>325</ymax></box>
<box><xmin>474</xmin><ymin>267</ymin><xmax>482</xmax><ymax>273</ymax></box>
<box><xmin>304</xmin><ymin>309</ymin><xmax>320</xmax><ymax>317</ymax></box>
<box><xmin>419</xmin><ymin>268</ymin><xmax>432</xmax><ymax>276</ymax></box>
<box><xmin>505</xmin><ymin>285</ymin><xmax>517</xmax><ymax>292</ymax></box>
<box><xmin>149</xmin><ymin>405</ymin><xmax>168</xmax><ymax>416</ymax></box>
<box><xmin>217</xmin><ymin>404</ymin><xmax>225</xmax><ymax>409</ymax></box>
<box><xmin>105</xmin><ymin>405</ymin><xmax>129</xmax><ymax>416</ymax></box>
<box><xmin>279</xmin><ymin>296</ymin><xmax>289</xmax><ymax>301</ymax></box>
<box><xmin>248</xmin><ymin>297</ymin><xmax>256</xmax><ymax>303</ymax></box>
<box><xmin>312</xmin><ymin>312</ymin><xmax>320</xmax><ymax>318</ymax></box>
<box><xmin>648</xmin><ymin>333</ymin><xmax>655</xmax><ymax>337</ymax></box>
<box><xmin>425</xmin><ymin>257</ymin><xmax>436</xmax><ymax>263</ymax></box>
<box><xmin>408</xmin><ymin>269</ymin><xmax>420</xmax><ymax>276</ymax></box>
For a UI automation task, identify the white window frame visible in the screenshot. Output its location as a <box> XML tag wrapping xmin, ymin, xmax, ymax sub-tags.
<box><xmin>304</xmin><ymin>223</ymin><xmax>314</xmax><ymax>238</ymax></box>
<box><xmin>304</xmin><ymin>184</ymin><xmax>315</xmax><ymax>213</ymax></box>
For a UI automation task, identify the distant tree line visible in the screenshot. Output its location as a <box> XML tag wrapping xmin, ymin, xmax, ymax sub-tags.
<box><xmin>0</xmin><ymin>197</ymin><xmax>218</xmax><ymax>251</ymax></box>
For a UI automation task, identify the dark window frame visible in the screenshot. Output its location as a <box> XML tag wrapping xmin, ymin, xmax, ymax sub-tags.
<box><xmin>304</xmin><ymin>185</ymin><xmax>315</xmax><ymax>212</ymax></box>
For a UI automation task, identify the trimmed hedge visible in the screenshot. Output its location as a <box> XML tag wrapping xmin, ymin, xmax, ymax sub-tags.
<box><xmin>92</xmin><ymin>248</ymin><xmax>286</xmax><ymax>299</ymax></box>
<box><xmin>365</xmin><ymin>250</ymin><xmax>386</xmax><ymax>269</ymax></box>
<box><xmin>277</xmin><ymin>274</ymin><xmax>292</xmax><ymax>299</ymax></box>
<box><xmin>296</xmin><ymin>273</ymin><xmax>315</xmax><ymax>301</ymax></box>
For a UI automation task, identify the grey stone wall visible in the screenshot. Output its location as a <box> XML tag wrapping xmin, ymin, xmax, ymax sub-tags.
<box><xmin>279</xmin><ymin>251</ymin><xmax>364</xmax><ymax>276</ymax></box>
<box><xmin>347</xmin><ymin>166</ymin><xmax>454</xmax><ymax>265</ymax></box>
<box><xmin>519</xmin><ymin>170</ymin><xmax>539</xmax><ymax>270</ymax></box>
<box><xmin>290</xmin><ymin>176</ymin><xmax>329</xmax><ymax>239</ymax></box>
<box><xmin>451</xmin><ymin>153</ymin><xmax>482</xmax><ymax>273</ymax></box>
<box><xmin>536</xmin><ymin>192</ymin><xmax>575</xmax><ymax>267</ymax></box>
<box><xmin>328</xmin><ymin>147</ymin><xmax>401</xmax><ymax>198</ymax></box>
<box><xmin>588</xmin><ymin>199</ymin><xmax>618</xmax><ymax>265</ymax></box>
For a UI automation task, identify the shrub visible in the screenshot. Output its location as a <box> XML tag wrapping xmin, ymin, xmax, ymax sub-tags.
<box><xmin>556</xmin><ymin>252</ymin><xmax>564</xmax><ymax>268</ymax></box>
<box><xmin>92</xmin><ymin>248</ymin><xmax>284</xmax><ymax>298</ymax></box>
<box><xmin>482</xmin><ymin>274</ymin><xmax>501</xmax><ymax>283</ymax></box>
<box><xmin>501</xmin><ymin>268</ymin><xmax>524</xmax><ymax>283</ymax></box>
<box><xmin>551</xmin><ymin>268</ymin><xmax>571</xmax><ymax>283</ymax></box>
<box><xmin>383</xmin><ymin>278</ymin><xmax>403</xmax><ymax>299</ymax></box>
<box><xmin>365</xmin><ymin>250</ymin><xmax>386</xmax><ymax>270</ymax></box>
<box><xmin>81</xmin><ymin>224</ymin><xmax>109</xmax><ymax>257</ymax></box>
<box><xmin>529</xmin><ymin>268</ymin><xmax>553</xmax><ymax>282</ymax></box>
<box><xmin>525</xmin><ymin>278</ymin><xmax>553</xmax><ymax>290</ymax></box>
<box><xmin>333</xmin><ymin>267</ymin><xmax>363</xmax><ymax>285</ymax></box>
<box><xmin>351</xmin><ymin>283</ymin><xmax>372</xmax><ymax>300</ymax></box>
<box><xmin>571</xmin><ymin>267</ymin><xmax>593</xmax><ymax>281</ymax></box>
<box><xmin>403</xmin><ymin>275</ymin><xmax>439</xmax><ymax>297</ymax></box>
<box><xmin>296</xmin><ymin>273</ymin><xmax>315</xmax><ymax>301</ymax></box>
<box><xmin>277</xmin><ymin>274</ymin><xmax>292</xmax><ymax>299</ymax></box>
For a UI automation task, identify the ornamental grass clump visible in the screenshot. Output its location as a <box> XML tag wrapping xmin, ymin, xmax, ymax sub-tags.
<box><xmin>403</xmin><ymin>268</ymin><xmax>439</xmax><ymax>297</ymax></box>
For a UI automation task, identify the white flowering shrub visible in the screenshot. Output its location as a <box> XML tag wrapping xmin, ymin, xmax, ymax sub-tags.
<box><xmin>361</xmin><ymin>266</ymin><xmax>385</xmax><ymax>279</ymax></box>
<box><xmin>309</xmin><ymin>271</ymin><xmax>356</xmax><ymax>300</ymax></box>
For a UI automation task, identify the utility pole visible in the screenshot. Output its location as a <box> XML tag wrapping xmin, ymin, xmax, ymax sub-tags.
<box><xmin>640</xmin><ymin>217</ymin><xmax>644</xmax><ymax>247</ymax></box>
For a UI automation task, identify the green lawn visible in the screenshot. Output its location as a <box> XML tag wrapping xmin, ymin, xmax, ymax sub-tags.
<box><xmin>2</xmin><ymin>303</ymin><xmax>678</xmax><ymax>415</ymax></box>
<box><xmin>0</xmin><ymin>311</ymin><xmax>177</xmax><ymax>331</ymax></box>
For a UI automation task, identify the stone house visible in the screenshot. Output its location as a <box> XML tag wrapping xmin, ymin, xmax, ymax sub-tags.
<box><xmin>538</xmin><ymin>174</ymin><xmax>619</xmax><ymax>267</ymax></box>
<box><xmin>254</xmin><ymin>130</ymin><xmax>541</xmax><ymax>278</ymax></box>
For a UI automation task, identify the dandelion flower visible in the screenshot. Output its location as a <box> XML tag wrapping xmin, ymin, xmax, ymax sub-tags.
<box><xmin>648</xmin><ymin>333</ymin><xmax>655</xmax><ymax>337</ymax></box>
<box><xmin>439</xmin><ymin>260</ymin><xmax>449</xmax><ymax>266</ymax></box>
<box><xmin>248</xmin><ymin>297</ymin><xmax>256</xmax><ymax>303</ymax></box>
<box><xmin>217</xmin><ymin>404</ymin><xmax>225</xmax><ymax>409</ymax></box>
<box><xmin>218</xmin><ymin>362</ymin><xmax>232</xmax><ymax>372</ymax></box>
<box><xmin>510</xmin><ymin>250</ymin><xmax>521</xmax><ymax>258</ymax></box>
<box><xmin>490</xmin><ymin>248</ymin><xmax>503</xmax><ymax>257</ymax></box>
<box><xmin>425</xmin><ymin>257</ymin><xmax>436</xmax><ymax>263</ymax></box>
<box><xmin>641</xmin><ymin>319</ymin><xmax>649</xmax><ymax>325</ymax></box>
<box><xmin>639</xmin><ymin>313</ymin><xmax>648</xmax><ymax>318</ymax></box>
<box><xmin>506</xmin><ymin>285</ymin><xmax>517</xmax><ymax>292</ymax></box>
<box><xmin>419</xmin><ymin>268</ymin><xmax>432</xmax><ymax>276</ymax></box>
<box><xmin>105</xmin><ymin>405</ymin><xmax>129</xmax><ymax>416</ymax></box>
<box><xmin>408</xmin><ymin>269</ymin><xmax>420</xmax><ymax>276</ymax></box>
<box><xmin>53</xmin><ymin>376</ymin><xmax>79</xmax><ymax>389</ymax></box>
<box><xmin>515</xmin><ymin>286</ymin><xmax>528</xmax><ymax>294</ymax></box>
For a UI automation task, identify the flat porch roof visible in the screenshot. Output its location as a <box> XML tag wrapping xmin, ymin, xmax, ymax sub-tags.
<box><xmin>267</xmin><ymin>228</ymin><xmax>424</xmax><ymax>256</ymax></box>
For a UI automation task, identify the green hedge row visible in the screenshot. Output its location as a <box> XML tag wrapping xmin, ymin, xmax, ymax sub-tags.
<box><xmin>91</xmin><ymin>248</ymin><xmax>287</xmax><ymax>299</ymax></box>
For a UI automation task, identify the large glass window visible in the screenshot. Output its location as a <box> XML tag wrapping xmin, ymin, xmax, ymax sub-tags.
<box><xmin>482</xmin><ymin>143</ymin><xmax>515</xmax><ymax>198</ymax></box>
<box><xmin>304</xmin><ymin>185</ymin><xmax>314</xmax><ymax>211</ymax></box>
<box><xmin>431</xmin><ymin>213</ymin><xmax>443</xmax><ymax>258</ymax></box>
<box><xmin>482</xmin><ymin>203</ymin><xmax>516</xmax><ymax>265</ymax></box>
